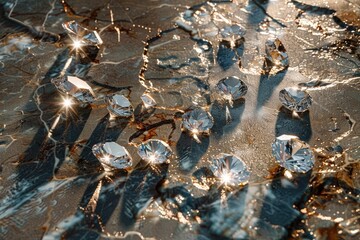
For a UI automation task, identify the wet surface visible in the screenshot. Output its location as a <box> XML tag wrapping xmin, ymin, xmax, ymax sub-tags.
<box><xmin>0</xmin><ymin>0</ymin><xmax>359</xmax><ymax>239</ymax></box>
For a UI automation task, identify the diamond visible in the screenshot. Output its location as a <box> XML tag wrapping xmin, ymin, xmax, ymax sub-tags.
<box><xmin>62</xmin><ymin>21</ymin><xmax>82</xmax><ymax>35</ymax></box>
<box><xmin>106</xmin><ymin>93</ymin><xmax>133</xmax><ymax>117</ymax></box>
<box><xmin>62</xmin><ymin>21</ymin><xmax>103</xmax><ymax>46</ymax></box>
<box><xmin>216</xmin><ymin>76</ymin><xmax>248</xmax><ymax>101</ymax></box>
<box><xmin>137</xmin><ymin>139</ymin><xmax>172</xmax><ymax>164</ymax></box>
<box><xmin>141</xmin><ymin>93</ymin><xmax>157</xmax><ymax>108</ymax></box>
<box><xmin>210</xmin><ymin>153</ymin><xmax>250</xmax><ymax>186</ymax></box>
<box><xmin>220</xmin><ymin>24</ymin><xmax>246</xmax><ymax>47</ymax></box>
<box><xmin>51</xmin><ymin>76</ymin><xmax>95</xmax><ymax>103</ymax></box>
<box><xmin>182</xmin><ymin>108</ymin><xmax>214</xmax><ymax>134</ymax></box>
<box><xmin>279</xmin><ymin>87</ymin><xmax>313</xmax><ymax>112</ymax></box>
<box><xmin>265</xmin><ymin>38</ymin><xmax>289</xmax><ymax>71</ymax></box>
<box><xmin>92</xmin><ymin>142</ymin><xmax>133</xmax><ymax>170</ymax></box>
<box><xmin>82</xmin><ymin>31</ymin><xmax>103</xmax><ymax>45</ymax></box>
<box><xmin>272</xmin><ymin>135</ymin><xmax>315</xmax><ymax>173</ymax></box>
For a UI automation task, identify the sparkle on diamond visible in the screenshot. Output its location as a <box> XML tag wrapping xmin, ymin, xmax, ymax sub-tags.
<box><xmin>51</xmin><ymin>76</ymin><xmax>95</xmax><ymax>103</ymax></box>
<box><xmin>137</xmin><ymin>139</ymin><xmax>172</xmax><ymax>164</ymax></box>
<box><xmin>272</xmin><ymin>134</ymin><xmax>315</xmax><ymax>173</ymax></box>
<box><xmin>210</xmin><ymin>153</ymin><xmax>250</xmax><ymax>186</ymax></box>
<box><xmin>92</xmin><ymin>142</ymin><xmax>133</xmax><ymax>171</ymax></box>
<box><xmin>182</xmin><ymin>108</ymin><xmax>214</xmax><ymax>134</ymax></box>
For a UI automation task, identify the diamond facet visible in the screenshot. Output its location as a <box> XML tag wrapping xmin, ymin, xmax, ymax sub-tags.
<box><xmin>272</xmin><ymin>135</ymin><xmax>315</xmax><ymax>173</ymax></box>
<box><xmin>265</xmin><ymin>38</ymin><xmax>289</xmax><ymax>72</ymax></box>
<box><xmin>210</xmin><ymin>153</ymin><xmax>250</xmax><ymax>186</ymax></box>
<box><xmin>62</xmin><ymin>21</ymin><xmax>103</xmax><ymax>46</ymax></box>
<box><xmin>279</xmin><ymin>87</ymin><xmax>313</xmax><ymax>112</ymax></box>
<box><xmin>141</xmin><ymin>93</ymin><xmax>157</xmax><ymax>108</ymax></box>
<box><xmin>137</xmin><ymin>139</ymin><xmax>172</xmax><ymax>164</ymax></box>
<box><xmin>92</xmin><ymin>142</ymin><xmax>133</xmax><ymax>170</ymax></box>
<box><xmin>106</xmin><ymin>93</ymin><xmax>133</xmax><ymax>117</ymax></box>
<box><xmin>182</xmin><ymin>108</ymin><xmax>214</xmax><ymax>134</ymax></box>
<box><xmin>216</xmin><ymin>76</ymin><xmax>248</xmax><ymax>101</ymax></box>
<box><xmin>220</xmin><ymin>24</ymin><xmax>246</xmax><ymax>46</ymax></box>
<box><xmin>52</xmin><ymin>76</ymin><xmax>95</xmax><ymax>103</ymax></box>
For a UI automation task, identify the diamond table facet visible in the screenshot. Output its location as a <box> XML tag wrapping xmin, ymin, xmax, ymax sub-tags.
<box><xmin>137</xmin><ymin>139</ymin><xmax>172</xmax><ymax>164</ymax></box>
<box><xmin>210</xmin><ymin>153</ymin><xmax>250</xmax><ymax>186</ymax></box>
<box><xmin>219</xmin><ymin>24</ymin><xmax>246</xmax><ymax>46</ymax></box>
<box><xmin>272</xmin><ymin>135</ymin><xmax>315</xmax><ymax>173</ymax></box>
<box><xmin>62</xmin><ymin>20</ymin><xmax>103</xmax><ymax>46</ymax></box>
<box><xmin>52</xmin><ymin>76</ymin><xmax>95</xmax><ymax>103</ymax></box>
<box><xmin>92</xmin><ymin>142</ymin><xmax>133</xmax><ymax>170</ymax></box>
<box><xmin>106</xmin><ymin>93</ymin><xmax>133</xmax><ymax>117</ymax></box>
<box><xmin>279</xmin><ymin>87</ymin><xmax>313</xmax><ymax>112</ymax></box>
<box><xmin>216</xmin><ymin>76</ymin><xmax>248</xmax><ymax>101</ymax></box>
<box><xmin>182</xmin><ymin>108</ymin><xmax>214</xmax><ymax>134</ymax></box>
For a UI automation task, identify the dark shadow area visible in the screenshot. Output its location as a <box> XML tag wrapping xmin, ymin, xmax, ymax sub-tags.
<box><xmin>259</xmin><ymin>171</ymin><xmax>312</xmax><ymax>226</ymax></box>
<box><xmin>275</xmin><ymin>107</ymin><xmax>312</xmax><ymax>142</ymax></box>
<box><xmin>198</xmin><ymin>186</ymin><xmax>249</xmax><ymax>239</ymax></box>
<box><xmin>176</xmin><ymin>132</ymin><xmax>209</xmax><ymax>173</ymax></box>
<box><xmin>256</xmin><ymin>66</ymin><xmax>287</xmax><ymax>111</ymax></box>
<box><xmin>210</xmin><ymin>99</ymin><xmax>245</xmax><ymax>139</ymax></box>
<box><xmin>119</xmin><ymin>163</ymin><xmax>168</xmax><ymax>229</ymax></box>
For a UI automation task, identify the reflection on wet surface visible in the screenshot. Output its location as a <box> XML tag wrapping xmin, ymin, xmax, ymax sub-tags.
<box><xmin>0</xmin><ymin>0</ymin><xmax>359</xmax><ymax>239</ymax></box>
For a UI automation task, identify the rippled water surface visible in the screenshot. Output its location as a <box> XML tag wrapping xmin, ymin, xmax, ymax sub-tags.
<box><xmin>0</xmin><ymin>0</ymin><xmax>359</xmax><ymax>239</ymax></box>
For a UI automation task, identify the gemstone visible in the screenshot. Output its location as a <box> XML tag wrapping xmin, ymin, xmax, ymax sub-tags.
<box><xmin>62</xmin><ymin>21</ymin><xmax>103</xmax><ymax>46</ymax></box>
<box><xmin>216</xmin><ymin>76</ymin><xmax>248</xmax><ymax>101</ymax></box>
<box><xmin>220</xmin><ymin>24</ymin><xmax>246</xmax><ymax>46</ymax></box>
<box><xmin>106</xmin><ymin>93</ymin><xmax>133</xmax><ymax>117</ymax></box>
<box><xmin>137</xmin><ymin>139</ymin><xmax>172</xmax><ymax>164</ymax></box>
<box><xmin>92</xmin><ymin>142</ymin><xmax>133</xmax><ymax>170</ymax></box>
<box><xmin>82</xmin><ymin>31</ymin><xmax>103</xmax><ymax>45</ymax></box>
<box><xmin>265</xmin><ymin>38</ymin><xmax>289</xmax><ymax>68</ymax></box>
<box><xmin>141</xmin><ymin>93</ymin><xmax>157</xmax><ymax>108</ymax></box>
<box><xmin>182</xmin><ymin>108</ymin><xmax>214</xmax><ymax>134</ymax></box>
<box><xmin>51</xmin><ymin>76</ymin><xmax>95</xmax><ymax>103</ymax></box>
<box><xmin>272</xmin><ymin>135</ymin><xmax>315</xmax><ymax>173</ymax></box>
<box><xmin>279</xmin><ymin>87</ymin><xmax>313</xmax><ymax>112</ymax></box>
<box><xmin>210</xmin><ymin>153</ymin><xmax>250</xmax><ymax>186</ymax></box>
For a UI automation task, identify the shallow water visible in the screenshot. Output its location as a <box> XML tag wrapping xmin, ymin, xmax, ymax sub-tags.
<box><xmin>0</xmin><ymin>0</ymin><xmax>359</xmax><ymax>239</ymax></box>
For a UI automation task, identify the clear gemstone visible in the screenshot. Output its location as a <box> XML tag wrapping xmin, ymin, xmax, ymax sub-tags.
<box><xmin>82</xmin><ymin>31</ymin><xmax>103</xmax><ymax>45</ymax></box>
<box><xmin>265</xmin><ymin>38</ymin><xmax>289</xmax><ymax>69</ymax></box>
<box><xmin>51</xmin><ymin>76</ymin><xmax>95</xmax><ymax>103</ymax></box>
<box><xmin>220</xmin><ymin>24</ymin><xmax>246</xmax><ymax>46</ymax></box>
<box><xmin>279</xmin><ymin>87</ymin><xmax>313</xmax><ymax>112</ymax></box>
<box><xmin>106</xmin><ymin>94</ymin><xmax>133</xmax><ymax>117</ymax></box>
<box><xmin>141</xmin><ymin>93</ymin><xmax>157</xmax><ymax>108</ymax></box>
<box><xmin>92</xmin><ymin>142</ymin><xmax>133</xmax><ymax>170</ymax></box>
<box><xmin>62</xmin><ymin>21</ymin><xmax>82</xmax><ymax>35</ymax></box>
<box><xmin>210</xmin><ymin>153</ymin><xmax>250</xmax><ymax>186</ymax></box>
<box><xmin>182</xmin><ymin>108</ymin><xmax>214</xmax><ymax>133</ymax></box>
<box><xmin>62</xmin><ymin>21</ymin><xmax>103</xmax><ymax>46</ymax></box>
<box><xmin>272</xmin><ymin>135</ymin><xmax>315</xmax><ymax>173</ymax></box>
<box><xmin>137</xmin><ymin>139</ymin><xmax>172</xmax><ymax>164</ymax></box>
<box><xmin>216</xmin><ymin>76</ymin><xmax>248</xmax><ymax>101</ymax></box>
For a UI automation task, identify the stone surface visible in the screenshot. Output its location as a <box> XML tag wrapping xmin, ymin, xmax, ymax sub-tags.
<box><xmin>272</xmin><ymin>135</ymin><xmax>315</xmax><ymax>173</ymax></box>
<box><xmin>92</xmin><ymin>142</ymin><xmax>133</xmax><ymax>170</ymax></box>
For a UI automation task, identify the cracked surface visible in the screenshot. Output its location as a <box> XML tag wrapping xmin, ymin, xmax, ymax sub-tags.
<box><xmin>0</xmin><ymin>0</ymin><xmax>359</xmax><ymax>239</ymax></box>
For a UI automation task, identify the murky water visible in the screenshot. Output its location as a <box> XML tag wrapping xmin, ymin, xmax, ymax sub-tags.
<box><xmin>0</xmin><ymin>0</ymin><xmax>359</xmax><ymax>239</ymax></box>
